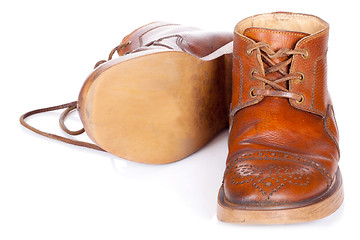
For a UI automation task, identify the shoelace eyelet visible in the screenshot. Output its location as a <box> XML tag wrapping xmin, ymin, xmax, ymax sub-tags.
<box><xmin>296</xmin><ymin>94</ymin><xmax>305</xmax><ymax>104</ymax></box>
<box><xmin>249</xmin><ymin>88</ymin><xmax>257</xmax><ymax>98</ymax></box>
<box><xmin>246</xmin><ymin>49</ymin><xmax>253</xmax><ymax>57</ymax></box>
<box><xmin>298</xmin><ymin>72</ymin><xmax>305</xmax><ymax>81</ymax></box>
<box><xmin>250</xmin><ymin>68</ymin><xmax>259</xmax><ymax>80</ymax></box>
<box><xmin>302</xmin><ymin>49</ymin><xmax>309</xmax><ymax>59</ymax></box>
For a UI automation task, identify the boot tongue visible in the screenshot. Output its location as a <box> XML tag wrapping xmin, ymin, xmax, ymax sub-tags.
<box><xmin>244</xmin><ymin>27</ymin><xmax>309</xmax><ymax>85</ymax></box>
<box><xmin>243</xmin><ymin>27</ymin><xmax>309</xmax><ymax>52</ymax></box>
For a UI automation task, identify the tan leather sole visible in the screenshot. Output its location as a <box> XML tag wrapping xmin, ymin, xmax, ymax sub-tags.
<box><xmin>217</xmin><ymin>168</ymin><xmax>344</xmax><ymax>224</ymax></box>
<box><xmin>78</xmin><ymin>50</ymin><xmax>231</xmax><ymax>164</ymax></box>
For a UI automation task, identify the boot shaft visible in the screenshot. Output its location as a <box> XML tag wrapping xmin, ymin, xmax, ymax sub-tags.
<box><xmin>227</xmin><ymin>11</ymin><xmax>339</xmax><ymax>187</ymax></box>
<box><xmin>231</xmin><ymin>12</ymin><xmax>332</xmax><ymax>121</ymax></box>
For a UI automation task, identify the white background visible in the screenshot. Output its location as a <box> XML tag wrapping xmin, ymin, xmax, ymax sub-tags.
<box><xmin>1</xmin><ymin>0</ymin><xmax>359</xmax><ymax>239</ymax></box>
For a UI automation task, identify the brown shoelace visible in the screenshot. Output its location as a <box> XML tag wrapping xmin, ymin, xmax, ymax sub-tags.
<box><xmin>20</xmin><ymin>42</ymin><xmax>134</xmax><ymax>151</ymax></box>
<box><xmin>20</xmin><ymin>101</ymin><xmax>105</xmax><ymax>151</ymax></box>
<box><xmin>93</xmin><ymin>41</ymin><xmax>132</xmax><ymax>68</ymax></box>
<box><xmin>246</xmin><ymin>41</ymin><xmax>308</xmax><ymax>102</ymax></box>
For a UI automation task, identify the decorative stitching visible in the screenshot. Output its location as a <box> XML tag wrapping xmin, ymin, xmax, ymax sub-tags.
<box><xmin>230</xmin><ymin>45</ymin><xmax>264</xmax><ymax>119</ymax></box>
<box><xmin>229</xmin><ymin>163</ymin><xmax>314</xmax><ymax>200</ymax></box>
<box><xmin>244</xmin><ymin>28</ymin><xmax>309</xmax><ymax>37</ymax></box>
<box><xmin>224</xmin><ymin>150</ymin><xmax>332</xmax><ymax>186</ymax></box>
<box><xmin>233</xmin><ymin>53</ymin><xmax>244</xmax><ymax>106</ymax></box>
<box><xmin>324</xmin><ymin>104</ymin><xmax>340</xmax><ymax>154</ymax></box>
<box><xmin>289</xmin><ymin>29</ymin><xmax>329</xmax><ymax>117</ymax></box>
<box><xmin>297</xmin><ymin>28</ymin><xmax>329</xmax><ymax>46</ymax></box>
<box><xmin>311</xmin><ymin>50</ymin><xmax>328</xmax><ymax>112</ymax></box>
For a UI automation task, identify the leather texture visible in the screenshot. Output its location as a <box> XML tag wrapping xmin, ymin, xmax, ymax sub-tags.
<box><xmin>223</xmin><ymin>12</ymin><xmax>339</xmax><ymax>207</ymax></box>
<box><xmin>117</xmin><ymin>21</ymin><xmax>233</xmax><ymax>58</ymax></box>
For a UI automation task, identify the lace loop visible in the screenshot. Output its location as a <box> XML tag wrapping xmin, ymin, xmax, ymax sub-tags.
<box><xmin>20</xmin><ymin>101</ymin><xmax>105</xmax><ymax>152</ymax></box>
<box><xmin>94</xmin><ymin>41</ymin><xmax>131</xmax><ymax>69</ymax></box>
<box><xmin>59</xmin><ymin>103</ymin><xmax>85</xmax><ymax>135</ymax></box>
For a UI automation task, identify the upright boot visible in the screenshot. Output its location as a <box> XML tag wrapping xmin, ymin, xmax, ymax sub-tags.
<box><xmin>21</xmin><ymin>22</ymin><xmax>233</xmax><ymax>164</ymax></box>
<box><xmin>218</xmin><ymin>12</ymin><xmax>343</xmax><ymax>223</ymax></box>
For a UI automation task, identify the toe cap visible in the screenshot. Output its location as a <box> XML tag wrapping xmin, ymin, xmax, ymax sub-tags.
<box><xmin>223</xmin><ymin>151</ymin><xmax>332</xmax><ymax>208</ymax></box>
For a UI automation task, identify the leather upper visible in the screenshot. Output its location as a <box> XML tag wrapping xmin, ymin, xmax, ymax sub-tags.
<box><xmin>224</xmin><ymin>12</ymin><xmax>339</xmax><ymax>207</ymax></box>
<box><xmin>116</xmin><ymin>22</ymin><xmax>233</xmax><ymax>58</ymax></box>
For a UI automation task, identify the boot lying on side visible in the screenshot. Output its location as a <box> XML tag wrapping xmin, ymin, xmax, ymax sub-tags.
<box><xmin>21</xmin><ymin>22</ymin><xmax>233</xmax><ymax>164</ymax></box>
<box><xmin>217</xmin><ymin>12</ymin><xmax>343</xmax><ymax>224</ymax></box>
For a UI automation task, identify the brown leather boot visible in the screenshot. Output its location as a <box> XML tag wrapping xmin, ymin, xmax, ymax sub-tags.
<box><xmin>217</xmin><ymin>12</ymin><xmax>343</xmax><ymax>224</ymax></box>
<box><xmin>20</xmin><ymin>22</ymin><xmax>233</xmax><ymax>164</ymax></box>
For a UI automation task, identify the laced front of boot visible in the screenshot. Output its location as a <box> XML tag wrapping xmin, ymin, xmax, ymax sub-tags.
<box><xmin>246</xmin><ymin>41</ymin><xmax>308</xmax><ymax>103</ymax></box>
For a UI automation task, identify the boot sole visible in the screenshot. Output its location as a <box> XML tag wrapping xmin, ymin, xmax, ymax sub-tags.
<box><xmin>217</xmin><ymin>168</ymin><xmax>344</xmax><ymax>224</ymax></box>
<box><xmin>78</xmin><ymin>50</ymin><xmax>232</xmax><ymax>164</ymax></box>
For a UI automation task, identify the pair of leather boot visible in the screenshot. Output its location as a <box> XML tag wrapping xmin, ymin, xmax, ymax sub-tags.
<box><xmin>21</xmin><ymin>12</ymin><xmax>343</xmax><ymax>224</ymax></box>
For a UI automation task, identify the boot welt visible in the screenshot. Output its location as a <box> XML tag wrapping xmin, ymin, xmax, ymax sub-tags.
<box><xmin>217</xmin><ymin>168</ymin><xmax>344</xmax><ymax>224</ymax></box>
<box><xmin>78</xmin><ymin>50</ymin><xmax>232</xmax><ymax>164</ymax></box>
